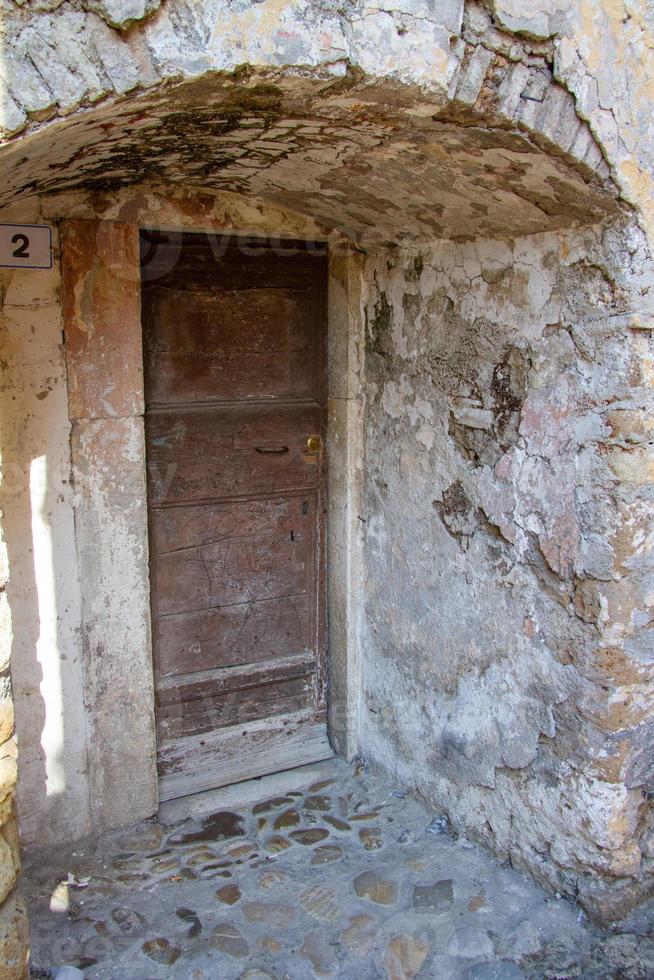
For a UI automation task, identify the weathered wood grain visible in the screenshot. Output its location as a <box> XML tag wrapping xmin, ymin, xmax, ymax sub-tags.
<box><xmin>142</xmin><ymin>232</ymin><xmax>328</xmax><ymax>799</ymax></box>
<box><xmin>157</xmin><ymin>675</ymin><xmax>314</xmax><ymax>739</ymax></box>
<box><xmin>157</xmin><ymin>711</ymin><xmax>332</xmax><ymax>802</ymax></box>
<box><xmin>146</xmin><ymin>403</ymin><xmax>322</xmax><ymax>504</ymax></box>
<box><xmin>154</xmin><ymin>593</ymin><xmax>313</xmax><ymax>676</ymax></box>
<box><xmin>143</xmin><ymin>286</ymin><xmax>318</xmax><ymax>404</ymax></box>
<box><xmin>150</xmin><ymin>495</ymin><xmax>316</xmax><ymax>617</ymax></box>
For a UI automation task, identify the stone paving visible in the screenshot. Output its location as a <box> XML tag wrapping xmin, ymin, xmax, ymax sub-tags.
<box><xmin>23</xmin><ymin>758</ymin><xmax>654</xmax><ymax>979</ymax></box>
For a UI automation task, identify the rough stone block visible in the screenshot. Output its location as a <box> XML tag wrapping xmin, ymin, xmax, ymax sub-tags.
<box><xmin>0</xmin><ymin>680</ymin><xmax>14</xmax><ymax>746</ymax></box>
<box><xmin>453</xmin><ymin>44</ymin><xmax>494</xmax><ymax>107</ymax></box>
<box><xmin>582</xmin><ymin>138</ymin><xmax>607</xmax><ymax>173</ymax></box>
<box><xmin>0</xmin><ymin>749</ymin><xmax>17</xmax><ymax>809</ymax></box>
<box><xmin>86</xmin><ymin>17</ymin><xmax>143</xmax><ymax>93</ymax></box>
<box><xmin>350</xmin><ymin>11</ymin><xmax>453</xmax><ymax>93</ymax></box>
<box><xmin>21</xmin><ymin>28</ymin><xmax>88</xmax><ymax>113</ymax></box>
<box><xmin>61</xmin><ymin>220</ymin><xmax>144</xmax><ymax>420</ymax></box>
<box><xmin>533</xmin><ymin>85</ymin><xmax>569</xmax><ymax>144</ymax></box>
<box><xmin>605</xmin><ymin>446</ymin><xmax>654</xmax><ymax>485</ymax></box>
<box><xmin>85</xmin><ymin>0</ymin><xmax>163</xmax><ymax>30</ymax></box>
<box><xmin>494</xmin><ymin>61</ymin><xmax>532</xmax><ymax>122</ymax></box>
<box><xmin>47</xmin><ymin>12</ymin><xmax>110</xmax><ymax>103</ymax></box>
<box><xmin>0</xmin><ymin>892</ymin><xmax>28</xmax><ymax>980</ymax></box>
<box><xmin>71</xmin><ymin>416</ymin><xmax>158</xmax><ymax>831</ymax></box>
<box><xmin>0</xmin><ymin>88</ymin><xmax>27</xmax><ymax>137</ymax></box>
<box><xmin>372</xmin><ymin>0</ymin><xmax>464</xmax><ymax>35</ymax></box>
<box><xmin>0</xmin><ymin>51</ymin><xmax>54</xmax><ymax>120</ymax></box>
<box><xmin>553</xmin><ymin>92</ymin><xmax>584</xmax><ymax>153</ymax></box>
<box><xmin>0</xmin><ymin>810</ymin><xmax>20</xmax><ymax>907</ymax></box>
<box><xmin>577</xmin><ymin>873</ymin><xmax>654</xmax><ymax>927</ymax></box>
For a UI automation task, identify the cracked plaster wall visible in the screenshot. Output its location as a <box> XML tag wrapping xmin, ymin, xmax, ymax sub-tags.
<box><xmin>0</xmin><ymin>198</ymin><xmax>73</xmax><ymax>978</ymax></box>
<box><xmin>359</xmin><ymin>219</ymin><xmax>654</xmax><ymax>922</ymax></box>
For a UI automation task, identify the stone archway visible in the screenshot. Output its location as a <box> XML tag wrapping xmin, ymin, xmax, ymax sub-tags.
<box><xmin>0</xmin><ymin>10</ymin><xmax>619</xmax><ymax>243</ymax></box>
<box><xmin>2</xmin><ymin>5</ymin><xmax>654</xmax><ymax>974</ymax></box>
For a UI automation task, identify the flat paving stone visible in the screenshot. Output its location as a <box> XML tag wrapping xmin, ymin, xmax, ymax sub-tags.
<box><xmin>264</xmin><ymin>833</ymin><xmax>291</xmax><ymax>853</ymax></box>
<box><xmin>252</xmin><ymin>796</ymin><xmax>293</xmax><ymax>815</ymax></box>
<box><xmin>110</xmin><ymin>907</ymin><xmax>147</xmax><ymax>936</ymax></box>
<box><xmin>290</xmin><ymin>827</ymin><xmax>329</xmax><ymax>845</ymax></box>
<box><xmin>300</xmin><ymin>884</ymin><xmax>340</xmax><ymax>923</ymax></box>
<box><xmin>168</xmin><ymin>811</ymin><xmax>245</xmax><ymax>845</ymax></box>
<box><xmin>311</xmin><ymin>844</ymin><xmax>343</xmax><ymax>865</ymax></box>
<box><xmin>413</xmin><ymin>878</ymin><xmax>454</xmax><ymax>913</ymax></box>
<box><xmin>340</xmin><ymin>913</ymin><xmax>377</xmax><ymax>956</ymax></box>
<box><xmin>304</xmin><ymin>794</ymin><xmax>332</xmax><ymax>812</ymax></box>
<box><xmin>216</xmin><ymin>883</ymin><xmax>241</xmax><ymax>905</ymax></box>
<box><xmin>299</xmin><ymin>930</ymin><xmax>337</xmax><ymax>975</ymax></box>
<box><xmin>353</xmin><ymin>869</ymin><xmax>399</xmax><ymax>905</ymax></box>
<box><xmin>324</xmin><ymin>814</ymin><xmax>351</xmax><ymax>831</ymax></box>
<box><xmin>308</xmin><ymin>778</ymin><xmax>336</xmax><ymax>792</ymax></box>
<box><xmin>468</xmin><ymin>889</ymin><xmax>487</xmax><ymax>912</ymax></box>
<box><xmin>242</xmin><ymin>901</ymin><xmax>295</xmax><ymax>927</ymax></box>
<box><xmin>359</xmin><ymin>825</ymin><xmax>383</xmax><ymax>850</ymax></box>
<box><xmin>225</xmin><ymin>841</ymin><xmax>256</xmax><ymax>858</ymax></box>
<box><xmin>22</xmin><ymin>756</ymin><xmax>654</xmax><ymax>979</ymax></box>
<box><xmin>383</xmin><ymin>933</ymin><xmax>430</xmax><ymax>979</ymax></box>
<box><xmin>141</xmin><ymin>936</ymin><xmax>182</xmax><ymax>965</ymax></box>
<box><xmin>210</xmin><ymin>921</ymin><xmax>250</xmax><ymax>958</ymax></box>
<box><xmin>259</xmin><ymin>868</ymin><xmax>285</xmax><ymax>888</ymax></box>
<box><xmin>273</xmin><ymin>808</ymin><xmax>300</xmax><ymax>829</ymax></box>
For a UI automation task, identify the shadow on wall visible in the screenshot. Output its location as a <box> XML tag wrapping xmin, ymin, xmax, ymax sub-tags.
<box><xmin>0</xmin><ymin>226</ymin><xmax>91</xmax><ymax>848</ymax></box>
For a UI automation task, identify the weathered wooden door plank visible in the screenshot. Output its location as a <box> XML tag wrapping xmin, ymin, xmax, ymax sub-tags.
<box><xmin>157</xmin><ymin>712</ymin><xmax>332</xmax><ymax>802</ymax></box>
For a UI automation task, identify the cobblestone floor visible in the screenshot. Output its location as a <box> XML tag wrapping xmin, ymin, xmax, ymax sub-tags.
<box><xmin>23</xmin><ymin>758</ymin><xmax>654</xmax><ymax>979</ymax></box>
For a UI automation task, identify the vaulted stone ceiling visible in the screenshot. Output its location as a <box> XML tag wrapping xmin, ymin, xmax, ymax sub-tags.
<box><xmin>0</xmin><ymin>71</ymin><xmax>622</xmax><ymax>246</ymax></box>
<box><xmin>0</xmin><ymin>0</ymin><xmax>623</xmax><ymax>244</ymax></box>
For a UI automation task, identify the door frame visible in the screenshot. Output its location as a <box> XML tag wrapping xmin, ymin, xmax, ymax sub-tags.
<box><xmin>60</xmin><ymin>205</ymin><xmax>365</xmax><ymax>828</ymax></box>
<box><xmin>324</xmin><ymin>246</ymin><xmax>365</xmax><ymax>761</ymax></box>
<box><xmin>140</xmin><ymin>227</ymin><xmax>366</xmax><ymax>769</ymax></box>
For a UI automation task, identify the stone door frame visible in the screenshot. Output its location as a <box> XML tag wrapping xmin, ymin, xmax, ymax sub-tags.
<box><xmin>59</xmin><ymin>196</ymin><xmax>365</xmax><ymax>831</ymax></box>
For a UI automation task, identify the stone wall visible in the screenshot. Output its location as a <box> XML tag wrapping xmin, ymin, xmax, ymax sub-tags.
<box><xmin>0</xmin><ymin>541</ymin><xmax>27</xmax><ymax>979</ymax></box>
<box><xmin>0</xmin><ymin>201</ymin><xmax>91</xmax><ymax>851</ymax></box>
<box><xmin>0</xmin><ymin>198</ymin><xmax>67</xmax><ymax>976</ymax></box>
<box><xmin>359</xmin><ymin>217</ymin><xmax>654</xmax><ymax>921</ymax></box>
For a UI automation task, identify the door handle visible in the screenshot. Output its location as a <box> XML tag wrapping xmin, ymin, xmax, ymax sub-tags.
<box><xmin>254</xmin><ymin>445</ymin><xmax>289</xmax><ymax>454</ymax></box>
<box><xmin>306</xmin><ymin>436</ymin><xmax>321</xmax><ymax>453</ymax></box>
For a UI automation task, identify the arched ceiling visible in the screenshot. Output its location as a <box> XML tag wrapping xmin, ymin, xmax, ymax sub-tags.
<box><xmin>0</xmin><ymin>0</ymin><xmax>623</xmax><ymax>245</ymax></box>
<box><xmin>0</xmin><ymin>71</ymin><xmax>622</xmax><ymax>246</ymax></box>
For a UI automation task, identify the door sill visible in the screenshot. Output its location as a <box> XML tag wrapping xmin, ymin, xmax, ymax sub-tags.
<box><xmin>158</xmin><ymin>756</ymin><xmax>338</xmax><ymax>824</ymax></box>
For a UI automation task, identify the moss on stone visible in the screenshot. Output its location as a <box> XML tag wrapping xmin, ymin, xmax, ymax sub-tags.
<box><xmin>365</xmin><ymin>291</ymin><xmax>392</xmax><ymax>356</ymax></box>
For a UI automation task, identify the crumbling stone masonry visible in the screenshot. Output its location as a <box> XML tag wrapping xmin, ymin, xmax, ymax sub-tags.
<box><xmin>361</xmin><ymin>220</ymin><xmax>654</xmax><ymax>922</ymax></box>
<box><xmin>2</xmin><ymin>0</ymin><xmax>654</xmax><ymax>972</ymax></box>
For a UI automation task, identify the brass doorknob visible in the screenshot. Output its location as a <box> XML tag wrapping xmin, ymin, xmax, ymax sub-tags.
<box><xmin>306</xmin><ymin>435</ymin><xmax>321</xmax><ymax>453</ymax></box>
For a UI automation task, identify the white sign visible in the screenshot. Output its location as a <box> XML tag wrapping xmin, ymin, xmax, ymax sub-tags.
<box><xmin>0</xmin><ymin>223</ymin><xmax>52</xmax><ymax>269</ymax></box>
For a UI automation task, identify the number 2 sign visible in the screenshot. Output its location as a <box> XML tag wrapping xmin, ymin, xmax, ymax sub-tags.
<box><xmin>0</xmin><ymin>224</ymin><xmax>52</xmax><ymax>269</ymax></box>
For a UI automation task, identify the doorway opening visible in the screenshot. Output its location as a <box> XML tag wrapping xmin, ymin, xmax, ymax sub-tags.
<box><xmin>140</xmin><ymin>231</ymin><xmax>333</xmax><ymax>801</ymax></box>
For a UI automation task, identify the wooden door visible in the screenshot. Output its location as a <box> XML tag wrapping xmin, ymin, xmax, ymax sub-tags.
<box><xmin>141</xmin><ymin>232</ymin><xmax>332</xmax><ymax>801</ymax></box>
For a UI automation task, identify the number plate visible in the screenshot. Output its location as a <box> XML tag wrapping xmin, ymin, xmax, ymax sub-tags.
<box><xmin>0</xmin><ymin>223</ymin><xmax>53</xmax><ymax>269</ymax></box>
